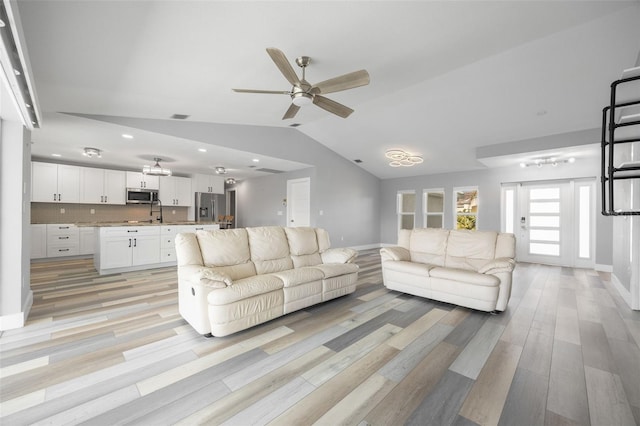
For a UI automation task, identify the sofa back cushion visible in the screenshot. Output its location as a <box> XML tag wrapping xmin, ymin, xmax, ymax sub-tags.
<box><xmin>247</xmin><ymin>226</ymin><xmax>294</xmax><ymax>274</ymax></box>
<box><xmin>495</xmin><ymin>233</ymin><xmax>516</xmax><ymax>259</ymax></box>
<box><xmin>175</xmin><ymin>232</ymin><xmax>204</xmax><ymax>267</ymax></box>
<box><xmin>398</xmin><ymin>229</ymin><xmax>412</xmax><ymax>250</ymax></box>
<box><xmin>445</xmin><ymin>230</ymin><xmax>498</xmax><ymax>271</ymax></box>
<box><xmin>409</xmin><ymin>228</ymin><xmax>449</xmax><ymax>266</ymax></box>
<box><xmin>284</xmin><ymin>227</ymin><xmax>322</xmax><ymax>268</ymax></box>
<box><xmin>316</xmin><ymin>228</ymin><xmax>331</xmax><ymax>253</ymax></box>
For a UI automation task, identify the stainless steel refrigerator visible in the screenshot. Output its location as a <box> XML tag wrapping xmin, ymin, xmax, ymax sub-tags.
<box><xmin>195</xmin><ymin>192</ymin><xmax>225</xmax><ymax>222</ymax></box>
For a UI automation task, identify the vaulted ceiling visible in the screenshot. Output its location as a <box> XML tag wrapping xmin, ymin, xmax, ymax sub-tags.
<box><xmin>16</xmin><ymin>0</ymin><xmax>640</xmax><ymax>179</ymax></box>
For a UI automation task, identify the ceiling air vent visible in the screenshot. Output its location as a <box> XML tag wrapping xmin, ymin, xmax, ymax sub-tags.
<box><xmin>256</xmin><ymin>168</ymin><xmax>284</xmax><ymax>174</ymax></box>
<box><xmin>354</xmin><ymin>159</ymin><xmax>363</xmax><ymax>163</ymax></box>
<box><xmin>170</xmin><ymin>114</ymin><xmax>190</xmax><ymax>120</ymax></box>
<box><xmin>289</xmin><ymin>123</ymin><xmax>301</xmax><ymax>127</ymax></box>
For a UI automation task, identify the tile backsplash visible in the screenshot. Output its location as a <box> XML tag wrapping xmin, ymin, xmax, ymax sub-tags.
<box><xmin>31</xmin><ymin>203</ymin><xmax>190</xmax><ymax>224</ymax></box>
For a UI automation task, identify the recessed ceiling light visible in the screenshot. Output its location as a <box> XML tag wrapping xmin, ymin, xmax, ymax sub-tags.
<box><xmin>252</xmin><ymin>158</ymin><xmax>260</xmax><ymax>163</ymax></box>
<box><xmin>198</xmin><ymin>148</ymin><xmax>207</xmax><ymax>153</ymax></box>
<box><xmin>122</xmin><ymin>134</ymin><xmax>134</xmax><ymax>139</ymax></box>
<box><xmin>51</xmin><ymin>153</ymin><xmax>61</xmax><ymax>157</ymax></box>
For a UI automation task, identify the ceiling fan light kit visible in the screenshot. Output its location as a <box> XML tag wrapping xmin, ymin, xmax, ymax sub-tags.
<box><xmin>385</xmin><ymin>149</ymin><xmax>424</xmax><ymax>167</ymax></box>
<box><xmin>143</xmin><ymin>158</ymin><xmax>172</xmax><ymax>176</ymax></box>
<box><xmin>232</xmin><ymin>47</ymin><xmax>370</xmax><ymax>120</ymax></box>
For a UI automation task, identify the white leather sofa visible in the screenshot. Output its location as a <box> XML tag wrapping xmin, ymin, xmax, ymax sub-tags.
<box><xmin>380</xmin><ymin>228</ymin><xmax>516</xmax><ymax>312</ymax></box>
<box><xmin>175</xmin><ymin>226</ymin><xmax>359</xmax><ymax>336</ymax></box>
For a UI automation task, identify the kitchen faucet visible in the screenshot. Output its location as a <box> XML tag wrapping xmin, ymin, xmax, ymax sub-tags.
<box><xmin>150</xmin><ymin>199</ymin><xmax>163</xmax><ymax>223</ymax></box>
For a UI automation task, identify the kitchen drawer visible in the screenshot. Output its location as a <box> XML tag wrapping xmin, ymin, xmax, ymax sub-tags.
<box><xmin>102</xmin><ymin>226</ymin><xmax>160</xmax><ymax>238</ymax></box>
<box><xmin>160</xmin><ymin>247</ymin><xmax>176</xmax><ymax>263</ymax></box>
<box><xmin>47</xmin><ymin>224</ymin><xmax>79</xmax><ymax>236</ymax></box>
<box><xmin>47</xmin><ymin>232</ymin><xmax>79</xmax><ymax>245</ymax></box>
<box><xmin>47</xmin><ymin>244</ymin><xmax>79</xmax><ymax>257</ymax></box>
<box><xmin>161</xmin><ymin>236</ymin><xmax>175</xmax><ymax>248</ymax></box>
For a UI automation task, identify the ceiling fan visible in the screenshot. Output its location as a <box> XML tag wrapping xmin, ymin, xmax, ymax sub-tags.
<box><xmin>232</xmin><ymin>47</ymin><xmax>370</xmax><ymax>120</ymax></box>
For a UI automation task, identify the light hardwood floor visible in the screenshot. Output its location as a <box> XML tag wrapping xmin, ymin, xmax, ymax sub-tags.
<box><xmin>1</xmin><ymin>250</ymin><xmax>639</xmax><ymax>425</ymax></box>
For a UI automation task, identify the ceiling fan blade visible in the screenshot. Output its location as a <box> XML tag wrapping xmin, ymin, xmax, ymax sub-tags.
<box><xmin>266</xmin><ymin>48</ymin><xmax>301</xmax><ymax>87</ymax></box>
<box><xmin>282</xmin><ymin>103</ymin><xmax>300</xmax><ymax>120</ymax></box>
<box><xmin>232</xmin><ymin>88</ymin><xmax>291</xmax><ymax>95</ymax></box>
<box><xmin>311</xmin><ymin>69</ymin><xmax>370</xmax><ymax>95</ymax></box>
<box><xmin>313</xmin><ymin>95</ymin><xmax>354</xmax><ymax>118</ymax></box>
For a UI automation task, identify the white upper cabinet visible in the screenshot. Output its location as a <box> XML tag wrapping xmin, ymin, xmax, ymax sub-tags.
<box><xmin>80</xmin><ymin>167</ymin><xmax>126</xmax><ymax>204</ymax></box>
<box><xmin>126</xmin><ymin>171</ymin><xmax>159</xmax><ymax>190</ymax></box>
<box><xmin>194</xmin><ymin>173</ymin><xmax>224</xmax><ymax>194</ymax></box>
<box><xmin>32</xmin><ymin>162</ymin><xmax>80</xmax><ymax>203</ymax></box>
<box><xmin>159</xmin><ymin>176</ymin><xmax>193</xmax><ymax>207</ymax></box>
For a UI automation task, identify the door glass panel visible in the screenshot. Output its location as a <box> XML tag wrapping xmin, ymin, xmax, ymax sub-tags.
<box><xmin>530</xmin><ymin>229</ymin><xmax>560</xmax><ymax>242</ymax></box>
<box><xmin>530</xmin><ymin>187</ymin><xmax>560</xmax><ymax>199</ymax></box>
<box><xmin>529</xmin><ymin>216</ymin><xmax>560</xmax><ymax>227</ymax></box>
<box><xmin>529</xmin><ymin>202</ymin><xmax>560</xmax><ymax>214</ymax></box>
<box><xmin>578</xmin><ymin>186</ymin><xmax>590</xmax><ymax>259</ymax></box>
<box><xmin>530</xmin><ymin>242</ymin><xmax>560</xmax><ymax>256</ymax></box>
<box><xmin>504</xmin><ymin>189</ymin><xmax>515</xmax><ymax>233</ymax></box>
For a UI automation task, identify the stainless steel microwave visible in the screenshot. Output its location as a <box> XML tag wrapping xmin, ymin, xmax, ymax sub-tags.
<box><xmin>126</xmin><ymin>188</ymin><xmax>159</xmax><ymax>204</ymax></box>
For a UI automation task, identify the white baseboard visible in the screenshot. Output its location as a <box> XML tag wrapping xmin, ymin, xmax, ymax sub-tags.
<box><xmin>0</xmin><ymin>290</ymin><xmax>33</xmax><ymax>331</ymax></box>
<box><xmin>611</xmin><ymin>273</ymin><xmax>633</xmax><ymax>309</ymax></box>
<box><xmin>595</xmin><ymin>264</ymin><xmax>613</xmax><ymax>273</ymax></box>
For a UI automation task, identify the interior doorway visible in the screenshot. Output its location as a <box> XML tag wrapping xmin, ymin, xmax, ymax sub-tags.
<box><xmin>502</xmin><ymin>179</ymin><xmax>595</xmax><ymax>268</ymax></box>
<box><xmin>286</xmin><ymin>177</ymin><xmax>310</xmax><ymax>227</ymax></box>
<box><xmin>226</xmin><ymin>188</ymin><xmax>237</xmax><ymax>228</ymax></box>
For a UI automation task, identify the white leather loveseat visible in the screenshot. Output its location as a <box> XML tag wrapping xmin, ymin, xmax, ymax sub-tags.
<box><xmin>175</xmin><ymin>226</ymin><xmax>358</xmax><ymax>336</ymax></box>
<box><xmin>380</xmin><ymin>228</ymin><xmax>515</xmax><ymax>312</ymax></box>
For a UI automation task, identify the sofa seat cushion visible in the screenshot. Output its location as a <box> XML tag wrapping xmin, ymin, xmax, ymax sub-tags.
<box><xmin>312</xmin><ymin>263</ymin><xmax>359</xmax><ymax>279</ymax></box>
<box><xmin>429</xmin><ymin>266</ymin><xmax>499</xmax><ymax>287</ymax></box>
<box><xmin>207</xmin><ymin>274</ymin><xmax>283</xmax><ymax>305</ymax></box>
<box><xmin>270</xmin><ymin>267</ymin><xmax>325</xmax><ymax>287</ymax></box>
<box><xmin>382</xmin><ymin>260</ymin><xmax>433</xmax><ymax>276</ymax></box>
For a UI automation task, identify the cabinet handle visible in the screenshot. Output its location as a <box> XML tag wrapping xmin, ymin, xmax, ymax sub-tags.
<box><xmin>129</xmin><ymin>238</ymin><xmax>131</xmax><ymax>248</ymax></box>
<box><xmin>58</xmin><ymin>236</ymin><xmax>69</xmax><ymax>239</ymax></box>
<box><xmin>100</xmin><ymin>195</ymin><xmax>104</xmax><ymax>203</ymax></box>
<box><xmin>59</xmin><ymin>226</ymin><xmax>69</xmax><ymax>229</ymax></box>
<box><xmin>59</xmin><ymin>194</ymin><xmax>61</xmax><ymax>202</ymax></box>
<box><xmin>196</xmin><ymin>227</ymin><xmax>204</xmax><ymax>230</ymax></box>
<box><xmin>134</xmin><ymin>238</ymin><xmax>137</xmax><ymax>247</ymax></box>
<box><xmin>105</xmin><ymin>195</ymin><xmax>108</xmax><ymax>203</ymax></box>
<box><xmin>59</xmin><ymin>248</ymin><xmax>69</xmax><ymax>252</ymax></box>
<box><xmin>53</xmin><ymin>194</ymin><xmax>57</xmax><ymax>201</ymax></box>
<box><xmin>127</xmin><ymin>230</ymin><xmax>138</xmax><ymax>233</ymax></box>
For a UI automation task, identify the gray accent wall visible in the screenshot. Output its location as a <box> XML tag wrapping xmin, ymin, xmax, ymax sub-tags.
<box><xmin>379</xmin><ymin>154</ymin><xmax>613</xmax><ymax>267</ymax></box>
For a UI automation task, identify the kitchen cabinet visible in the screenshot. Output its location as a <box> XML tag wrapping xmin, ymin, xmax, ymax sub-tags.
<box><xmin>80</xmin><ymin>167</ymin><xmax>126</xmax><ymax>204</ymax></box>
<box><xmin>46</xmin><ymin>224</ymin><xmax>79</xmax><ymax>257</ymax></box>
<box><xmin>159</xmin><ymin>224</ymin><xmax>219</xmax><ymax>263</ymax></box>
<box><xmin>32</xmin><ymin>162</ymin><xmax>80</xmax><ymax>203</ymax></box>
<box><xmin>30</xmin><ymin>224</ymin><xmax>47</xmax><ymax>259</ymax></box>
<box><xmin>126</xmin><ymin>171</ymin><xmax>159</xmax><ymax>190</ymax></box>
<box><xmin>96</xmin><ymin>226</ymin><xmax>160</xmax><ymax>272</ymax></box>
<box><xmin>159</xmin><ymin>176</ymin><xmax>193</xmax><ymax>207</ymax></box>
<box><xmin>194</xmin><ymin>173</ymin><xmax>224</xmax><ymax>194</ymax></box>
<box><xmin>79</xmin><ymin>227</ymin><xmax>96</xmax><ymax>255</ymax></box>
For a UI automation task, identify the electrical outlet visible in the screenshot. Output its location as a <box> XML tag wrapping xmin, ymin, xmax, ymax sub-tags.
<box><xmin>319</xmin><ymin>210</ymin><xmax>324</xmax><ymax>216</ymax></box>
<box><xmin>277</xmin><ymin>211</ymin><xmax>283</xmax><ymax>216</ymax></box>
<box><xmin>60</xmin><ymin>208</ymin><xmax>65</xmax><ymax>214</ymax></box>
<box><xmin>90</xmin><ymin>209</ymin><xmax>95</xmax><ymax>214</ymax></box>
<box><xmin>341</xmin><ymin>235</ymin><xmax>344</xmax><ymax>241</ymax></box>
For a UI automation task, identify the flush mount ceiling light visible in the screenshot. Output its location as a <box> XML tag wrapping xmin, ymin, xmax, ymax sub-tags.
<box><xmin>215</xmin><ymin>166</ymin><xmax>227</xmax><ymax>175</ymax></box>
<box><xmin>143</xmin><ymin>158</ymin><xmax>172</xmax><ymax>176</ymax></box>
<box><xmin>226</xmin><ymin>177</ymin><xmax>236</xmax><ymax>185</ymax></box>
<box><xmin>385</xmin><ymin>149</ymin><xmax>424</xmax><ymax>167</ymax></box>
<box><xmin>82</xmin><ymin>147</ymin><xmax>102</xmax><ymax>158</ymax></box>
<box><xmin>122</xmin><ymin>134</ymin><xmax>134</xmax><ymax>139</ymax></box>
<box><xmin>519</xmin><ymin>157</ymin><xmax>575</xmax><ymax>168</ymax></box>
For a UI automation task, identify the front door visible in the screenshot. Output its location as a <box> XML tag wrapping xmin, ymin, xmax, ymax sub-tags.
<box><xmin>511</xmin><ymin>179</ymin><xmax>595</xmax><ymax>268</ymax></box>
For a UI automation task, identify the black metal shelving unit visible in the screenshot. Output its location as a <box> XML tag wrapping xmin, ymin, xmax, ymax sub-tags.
<box><xmin>601</xmin><ymin>66</ymin><xmax>640</xmax><ymax>216</ymax></box>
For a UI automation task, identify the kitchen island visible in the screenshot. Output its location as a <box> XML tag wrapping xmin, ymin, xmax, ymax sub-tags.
<box><xmin>93</xmin><ymin>222</ymin><xmax>219</xmax><ymax>275</ymax></box>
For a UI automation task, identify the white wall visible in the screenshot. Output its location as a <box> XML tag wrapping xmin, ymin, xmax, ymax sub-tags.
<box><xmin>0</xmin><ymin>118</ymin><xmax>33</xmax><ymax>330</ymax></box>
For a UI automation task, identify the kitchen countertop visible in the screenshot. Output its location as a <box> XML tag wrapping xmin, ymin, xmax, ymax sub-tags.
<box><xmin>33</xmin><ymin>221</ymin><xmax>218</xmax><ymax>227</ymax></box>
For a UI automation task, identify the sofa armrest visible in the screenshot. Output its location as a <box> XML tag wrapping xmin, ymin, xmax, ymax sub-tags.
<box><xmin>179</xmin><ymin>265</ymin><xmax>233</xmax><ymax>288</ymax></box>
<box><xmin>321</xmin><ymin>247</ymin><xmax>358</xmax><ymax>264</ymax></box>
<box><xmin>380</xmin><ymin>246</ymin><xmax>410</xmax><ymax>262</ymax></box>
<box><xmin>478</xmin><ymin>257</ymin><xmax>516</xmax><ymax>275</ymax></box>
